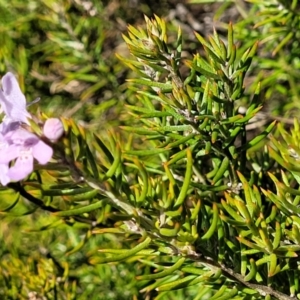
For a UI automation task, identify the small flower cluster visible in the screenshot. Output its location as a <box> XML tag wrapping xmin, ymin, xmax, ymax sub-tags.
<box><xmin>0</xmin><ymin>72</ymin><xmax>63</xmax><ymax>186</ymax></box>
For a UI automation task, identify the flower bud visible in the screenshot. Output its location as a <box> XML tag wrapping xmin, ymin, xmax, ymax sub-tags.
<box><xmin>43</xmin><ymin>118</ymin><xmax>64</xmax><ymax>141</ymax></box>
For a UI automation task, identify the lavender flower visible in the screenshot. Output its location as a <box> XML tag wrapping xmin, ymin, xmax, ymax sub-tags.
<box><xmin>0</xmin><ymin>164</ymin><xmax>9</xmax><ymax>186</ymax></box>
<box><xmin>43</xmin><ymin>118</ymin><xmax>64</xmax><ymax>141</ymax></box>
<box><xmin>0</xmin><ymin>72</ymin><xmax>31</xmax><ymax>124</ymax></box>
<box><xmin>0</xmin><ymin>72</ymin><xmax>54</xmax><ymax>185</ymax></box>
<box><xmin>0</xmin><ymin>128</ymin><xmax>53</xmax><ymax>181</ymax></box>
<box><xmin>0</xmin><ymin>128</ymin><xmax>14</xmax><ymax>185</ymax></box>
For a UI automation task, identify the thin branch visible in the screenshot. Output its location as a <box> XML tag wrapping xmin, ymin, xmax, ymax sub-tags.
<box><xmin>189</xmin><ymin>253</ymin><xmax>295</xmax><ymax>300</ymax></box>
<box><xmin>8</xmin><ymin>182</ymin><xmax>97</xmax><ymax>225</ymax></box>
<box><xmin>220</xmin><ymin>263</ymin><xmax>295</xmax><ymax>300</ymax></box>
<box><xmin>8</xmin><ymin>182</ymin><xmax>58</xmax><ymax>213</ymax></box>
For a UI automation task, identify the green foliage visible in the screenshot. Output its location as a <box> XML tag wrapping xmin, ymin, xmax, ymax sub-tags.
<box><xmin>0</xmin><ymin>0</ymin><xmax>123</xmax><ymax>125</ymax></box>
<box><xmin>2</xmin><ymin>1</ymin><xmax>300</xmax><ymax>300</ymax></box>
<box><xmin>212</xmin><ymin>0</ymin><xmax>300</xmax><ymax>116</ymax></box>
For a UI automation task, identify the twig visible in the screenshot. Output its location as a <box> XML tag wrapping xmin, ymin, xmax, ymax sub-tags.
<box><xmin>189</xmin><ymin>253</ymin><xmax>295</xmax><ymax>300</ymax></box>
<box><xmin>220</xmin><ymin>263</ymin><xmax>295</xmax><ymax>300</ymax></box>
<box><xmin>8</xmin><ymin>182</ymin><xmax>58</xmax><ymax>213</ymax></box>
<box><xmin>8</xmin><ymin>182</ymin><xmax>97</xmax><ymax>225</ymax></box>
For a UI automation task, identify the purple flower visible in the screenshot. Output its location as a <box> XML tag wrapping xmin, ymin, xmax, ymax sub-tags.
<box><xmin>0</xmin><ymin>72</ymin><xmax>31</xmax><ymax>124</ymax></box>
<box><xmin>0</xmin><ymin>164</ymin><xmax>9</xmax><ymax>186</ymax></box>
<box><xmin>43</xmin><ymin>118</ymin><xmax>64</xmax><ymax>141</ymax></box>
<box><xmin>0</xmin><ymin>72</ymin><xmax>54</xmax><ymax>185</ymax></box>
<box><xmin>0</xmin><ymin>128</ymin><xmax>53</xmax><ymax>182</ymax></box>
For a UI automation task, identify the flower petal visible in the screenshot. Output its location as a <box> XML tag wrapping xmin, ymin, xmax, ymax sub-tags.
<box><xmin>0</xmin><ymin>120</ymin><xmax>21</xmax><ymax>135</ymax></box>
<box><xmin>0</xmin><ymin>164</ymin><xmax>10</xmax><ymax>186</ymax></box>
<box><xmin>0</xmin><ymin>144</ymin><xmax>19</xmax><ymax>164</ymax></box>
<box><xmin>0</xmin><ymin>72</ymin><xmax>31</xmax><ymax>124</ymax></box>
<box><xmin>5</xmin><ymin>128</ymin><xmax>39</xmax><ymax>147</ymax></box>
<box><xmin>43</xmin><ymin>118</ymin><xmax>64</xmax><ymax>141</ymax></box>
<box><xmin>7</xmin><ymin>154</ymin><xmax>34</xmax><ymax>181</ymax></box>
<box><xmin>7</xmin><ymin>154</ymin><xmax>33</xmax><ymax>181</ymax></box>
<box><xmin>32</xmin><ymin>140</ymin><xmax>53</xmax><ymax>164</ymax></box>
